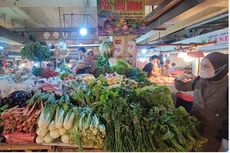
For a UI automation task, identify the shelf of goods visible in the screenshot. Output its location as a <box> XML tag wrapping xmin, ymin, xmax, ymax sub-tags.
<box><xmin>0</xmin><ymin>61</ymin><xmax>207</xmax><ymax>152</ymax></box>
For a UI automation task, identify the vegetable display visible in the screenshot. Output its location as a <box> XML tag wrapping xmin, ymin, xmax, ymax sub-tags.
<box><xmin>71</xmin><ymin>75</ymin><xmax>207</xmax><ymax>151</ymax></box>
<box><xmin>0</xmin><ymin>59</ymin><xmax>207</xmax><ymax>151</ymax></box>
<box><xmin>35</xmin><ymin>93</ymin><xmax>105</xmax><ymax>149</ymax></box>
<box><xmin>96</xmin><ymin>59</ymin><xmax>150</xmax><ymax>86</ymax></box>
<box><xmin>99</xmin><ymin>40</ymin><xmax>114</xmax><ymax>59</ymax></box>
<box><xmin>1</xmin><ymin>90</ymin><xmax>44</xmax><ymax>134</ymax></box>
<box><xmin>32</xmin><ymin>67</ymin><xmax>43</xmax><ymax>77</ymax></box>
<box><xmin>42</xmin><ymin>68</ymin><xmax>59</xmax><ymax>78</ymax></box>
<box><xmin>0</xmin><ymin>91</ymin><xmax>32</xmax><ymax>108</ymax></box>
<box><xmin>20</xmin><ymin>42</ymin><xmax>51</xmax><ymax>62</ymax></box>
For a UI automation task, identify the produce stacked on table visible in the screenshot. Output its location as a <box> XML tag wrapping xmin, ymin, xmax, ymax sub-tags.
<box><xmin>71</xmin><ymin>75</ymin><xmax>207</xmax><ymax>152</ymax></box>
<box><xmin>35</xmin><ymin>93</ymin><xmax>105</xmax><ymax>149</ymax></box>
<box><xmin>0</xmin><ymin>59</ymin><xmax>207</xmax><ymax>151</ymax></box>
<box><xmin>32</xmin><ymin>67</ymin><xmax>59</xmax><ymax>78</ymax></box>
<box><xmin>0</xmin><ymin>91</ymin><xmax>32</xmax><ymax>109</ymax></box>
<box><xmin>42</xmin><ymin>68</ymin><xmax>59</xmax><ymax>78</ymax></box>
<box><xmin>68</xmin><ymin>107</ymin><xmax>105</xmax><ymax>149</ymax></box>
<box><xmin>38</xmin><ymin>83</ymin><xmax>58</xmax><ymax>92</ymax></box>
<box><xmin>60</xmin><ymin>73</ymin><xmax>75</xmax><ymax>81</ymax></box>
<box><xmin>0</xmin><ymin>91</ymin><xmax>46</xmax><ymax>134</ymax></box>
<box><xmin>32</xmin><ymin>67</ymin><xmax>43</xmax><ymax>77</ymax></box>
<box><xmin>96</xmin><ymin>59</ymin><xmax>151</xmax><ymax>86</ymax></box>
<box><xmin>36</xmin><ymin>93</ymin><xmax>68</xmax><ymax>144</ymax></box>
<box><xmin>149</xmin><ymin>76</ymin><xmax>175</xmax><ymax>84</ymax></box>
<box><xmin>0</xmin><ymin>90</ymin><xmax>48</xmax><ymax>143</ymax></box>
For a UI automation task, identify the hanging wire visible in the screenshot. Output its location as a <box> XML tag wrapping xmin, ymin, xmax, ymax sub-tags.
<box><xmin>58</xmin><ymin>7</ymin><xmax>62</xmax><ymax>28</ymax></box>
<box><xmin>11</xmin><ymin>19</ymin><xmax>14</xmax><ymax>30</ymax></box>
<box><xmin>70</xmin><ymin>13</ymin><xmax>72</xmax><ymax>28</ymax></box>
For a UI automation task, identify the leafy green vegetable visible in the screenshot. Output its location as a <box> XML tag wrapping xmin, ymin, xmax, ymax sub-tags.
<box><xmin>21</xmin><ymin>42</ymin><xmax>51</xmax><ymax>62</ymax></box>
<box><xmin>32</xmin><ymin>67</ymin><xmax>43</xmax><ymax>76</ymax></box>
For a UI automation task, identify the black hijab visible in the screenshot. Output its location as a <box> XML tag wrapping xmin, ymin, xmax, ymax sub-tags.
<box><xmin>204</xmin><ymin>52</ymin><xmax>228</xmax><ymax>81</ymax></box>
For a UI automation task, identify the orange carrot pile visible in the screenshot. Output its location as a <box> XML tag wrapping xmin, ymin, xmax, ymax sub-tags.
<box><xmin>0</xmin><ymin>101</ymin><xmax>43</xmax><ymax>134</ymax></box>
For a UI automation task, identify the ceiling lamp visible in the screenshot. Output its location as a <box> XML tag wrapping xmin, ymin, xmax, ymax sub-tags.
<box><xmin>80</xmin><ymin>27</ymin><xmax>88</xmax><ymax>36</ymax></box>
<box><xmin>141</xmin><ymin>49</ymin><xmax>147</xmax><ymax>54</ymax></box>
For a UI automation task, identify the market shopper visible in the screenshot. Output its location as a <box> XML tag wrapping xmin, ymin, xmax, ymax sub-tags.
<box><xmin>143</xmin><ymin>55</ymin><xmax>160</xmax><ymax>78</ymax></box>
<box><xmin>174</xmin><ymin>52</ymin><xmax>228</xmax><ymax>152</ymax></box>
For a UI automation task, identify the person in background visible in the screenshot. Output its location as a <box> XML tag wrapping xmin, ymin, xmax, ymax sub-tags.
<box><xmin>78</xmin><ymin>47</ymin><xmax>86</xmax><ymax>60</ymax></box>
<box><xmin>163</xmin><ymin>59</ymin><xmax>170</xmax><ymax>76</ymax></box>
<box><xmin>2</xmin><ymin>56</ymin><xmax>7</xmax><ymax>70</ymax></box>
<box><xmin>143</xmin><ymin>55</ymin><xmax>160</xmax><ymax>78</ymax></box>
<box><xmin>0</xmin><ymin>62</ymin><xmax>5</xmax><ymax>74</ymax></box>
<box><xmin>84</xmin><ymin>50</ymin><xmax>96</xmax><ymax>75</ymax></box>
<box><xmin>168</xmin><ymin>63</ymin><xmax>176</xmax><ymax>74</ymax></box>
<box><xmin>174</xmin><ymin>52</ymin><xmax>228</xmax><ymax>152</ymax></box>
<box><xmin>158</xmin><ymin>51</ymin><xmax>164</xmax><ymax>68</ymax></box>
<box><xmin>72</xmin><ymin>59</ymin><xmax>86</xmax><ymax>75</ymax></box>
<box><xmin>73</xmin><ymin>50</ymin><xmax>96</xmax><ymax>75</ymax></box>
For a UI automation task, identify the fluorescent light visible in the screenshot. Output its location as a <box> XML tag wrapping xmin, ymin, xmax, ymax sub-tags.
<box><xmin>67</xmin><ymin>64</ymin><xmax>72</xmax><ymax>68</ymax></box>
<box><xmin>141</xmin><ymin>49</ymin><xmax>147</xmax><ymax>54</ymax></box>
<box><xmin>19</xmin><ymin>63</ymin><xmax>26</xmax><ymax>68</ymax></box>
<box><xmin>0</xmin><ymin>46</ymin><xmax>3</xmax><ymax>50</ymax></box>
<box><xmin>178</xmin><ymin>52</ymin><xmax>193</xmax><ymax>62</ymax></box>
<box><xmin>80</xmin><ymin>28</ymin><xmax>87</xmax><ymax>36</ymax></box>
<box><xmin>139</xmin><ymin>58</ymin><xmax>147</xmax><ymax>62</ymax></box>
<box><xmin>33</xmin><ymin>62</ymin><xmax>39</xmax><ymax>67</ymax></box>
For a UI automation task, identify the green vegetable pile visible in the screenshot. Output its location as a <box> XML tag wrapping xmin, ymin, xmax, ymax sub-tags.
<box><xmin>32</xmin><ymin>67</ymin><xmax>43</xmax><ymax>76</ymax></box>
<box><xmin>99</xmin><ymin>41</ymin><xmax>114</xmax><ymax>59</ymax></box>
<box><xmin>59</xmin><ymin>64</ymin><xmax>73</xmax><ymax>75</ymax></box>
<box><xmin>21</xmin><ymin>42</ymin><xmax>51</xmax><ymax>62</ymax></box>
<box><xmin>95</xmin><ymin>59</ymin><xmax>150</xmax><ymax>86</ymax></box>
<box><xmin>95</xmin><ymin>56</ymin><xmax>112</xmax><ymax>77</ymax></box>
<box><xmin>70</xmin><ymin>75</ymin><xmax>207</xmax><ymax>152</ymax></box>
<box><xmin>35</xmin><ymin>90</ymin><xmax>105</xmax><ymax>149</ymax></box>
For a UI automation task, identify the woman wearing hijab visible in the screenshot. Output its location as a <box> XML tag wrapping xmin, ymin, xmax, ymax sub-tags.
<box><xmin>174</xmin><ymin>52</ymin><xmax>228</xmax><ymax>152</ymax></box>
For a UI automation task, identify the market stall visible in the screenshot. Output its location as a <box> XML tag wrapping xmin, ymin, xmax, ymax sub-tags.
<box><xmin>0</xmin><ymin>47</ymin><xmax>207</xmax><ymax>151</ymax></box>
<box><xmin>0</xmin><ymin>0</ymin><xmax>228</xmax><ymax>152</ymax></box>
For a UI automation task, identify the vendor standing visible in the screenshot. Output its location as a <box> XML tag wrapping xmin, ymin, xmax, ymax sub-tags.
<box><xmin>174</xmin><ymin>52</ymin><xmax>228</xmax><ymax>152</ymax></box>
<box><xmin>143</xmin><ymin>55</ymin><xmax>160</xmax><ymax>78</ymax></box>
<box><xmin>78</xmin><ymin>47</ymin><xmax>86</xmax><ymax>60</ymax></box>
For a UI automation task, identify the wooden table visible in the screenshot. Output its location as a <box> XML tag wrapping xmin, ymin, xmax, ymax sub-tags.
<box><xmin>0</xmin><ymin>143</ymin><xmax>54</xmax><ymax>152</ymax></box>
<box><xmin>43</xmin><ymin>143</ymin><xmax>103</xmax><ymax>152</ymax></box>
<box><xmin>0</xmin><ymin>143</ymin><xmax>103</xmax><ymax>152</ymax></box>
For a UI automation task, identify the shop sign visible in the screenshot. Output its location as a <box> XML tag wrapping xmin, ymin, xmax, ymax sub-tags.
<box><xmin>155</xmin><ymin>28</ymin><xmax>228</xmax><ymax>52</ymax></box>
<box><xmin>97</xmin><ymin>0</ymin><xmax>145</xmax><ymax>36</ymax></box>
<box><xmin>199</xmin><ymin>28</ymin><xmax>228</xmax><ymax>51</ymax></box>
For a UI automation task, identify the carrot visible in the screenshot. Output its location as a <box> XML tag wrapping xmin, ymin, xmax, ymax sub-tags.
<box><xmin>26</xmin><ymin>114</ymin><xmax>35</xmax><ymax>123</ymax></box>
<box><xmin>22</xmin><ymin>126</ymin><xmax>27</xmax><ymax>132</ymax></box>
<box><xmin>28</xmin><ymin>126</ymin><xmax>34</xmax><ymax>133</ymax></box>
<box><xmin>40</xmin><ymin>100</ymin><xmax>44</xmax><ymax>110</ymax></box>
<box><xmin>1</xmin><ymin>111</ymin><xmax>9</xmax><ymax>118</ymax></box>
<box><xmin>31</xmin><ymin>118</ymin><xmax>37</xmax><ymax>124</ymax></box>
<box><xmin>22</xmin><ymin>105</ymin><xmax>30</xmax><ymax>116</ymax></box>
<box><xmin>22</xmin><ymin>121</ymin><xmax>27</xmax><ymax>127</ymax></box>
<box><xmin>26</xmin><ymin>103</ymin><xmax>37</xmax><ymax>116</ymax></box>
